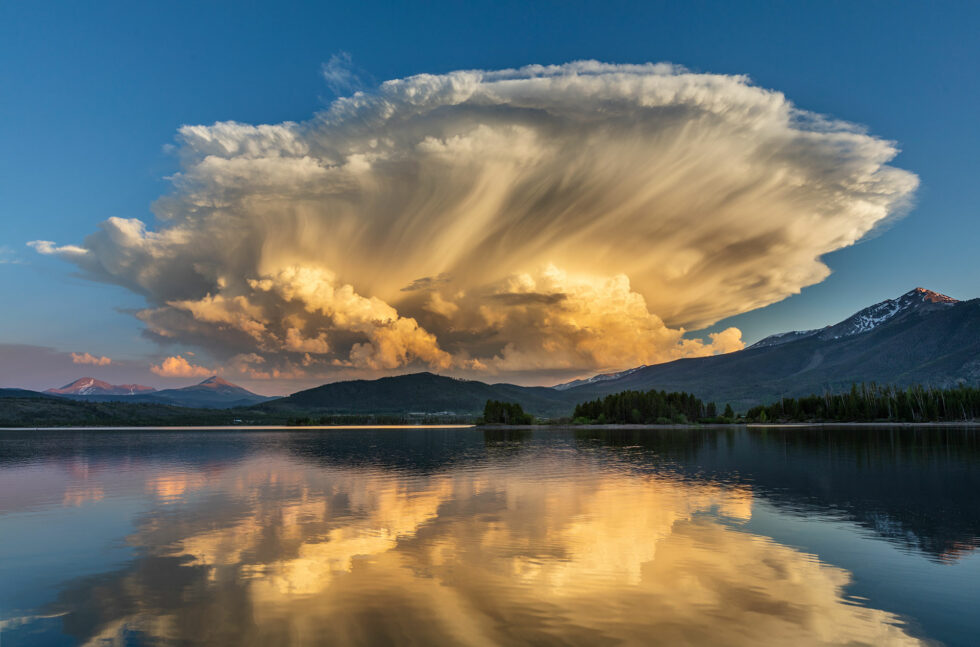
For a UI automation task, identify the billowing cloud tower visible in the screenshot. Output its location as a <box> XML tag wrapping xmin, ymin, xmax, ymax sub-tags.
<box><xmin>33</xmin><ymin>62</ymin><xmax>918</xmax><ymax>383</ymax></box>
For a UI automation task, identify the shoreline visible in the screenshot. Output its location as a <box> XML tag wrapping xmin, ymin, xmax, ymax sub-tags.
<box><xmin>480</xmin><ymin>422</ymin><xmax>980</xmax><ymax>429</ymax></box>
<box><xmin>0</xmin><ymin>424</ymin><xmax>477</xmax><ymax>431</ymax></box>
<box><xmin>2</xmin><ymin>421</ymin><xmax>978</xmax><ymax>431</ymax></box>
<box><xmin>745</xmin><ymin>421</ymin><xmax>980</xmax><ymax>428</ymax></box>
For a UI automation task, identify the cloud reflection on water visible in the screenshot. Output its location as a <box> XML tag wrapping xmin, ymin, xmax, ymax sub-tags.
<box><xmin>37</xmin><ymin>448</ymin><xmax>921</xmax><ymax>646</ymax></box>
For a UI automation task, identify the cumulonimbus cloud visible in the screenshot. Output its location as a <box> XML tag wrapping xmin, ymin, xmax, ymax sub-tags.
<box><xmin>32</xmin><ymin>62</ymin><xmax>917</xmax><ymax>383</ymax></box>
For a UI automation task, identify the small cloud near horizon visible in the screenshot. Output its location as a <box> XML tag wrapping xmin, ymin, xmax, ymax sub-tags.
<box><xmin>151</xmin><ymin>355</ymin><xmax>213</xmax><ymax>378</ymax></box>
<box><xmin>71</xmin><ymin>352</ymin><xmax>111</xmax><ymax>366</ymax></box>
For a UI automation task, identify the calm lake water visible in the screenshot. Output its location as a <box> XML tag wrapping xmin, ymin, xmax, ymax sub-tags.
<box><xmin>1</xmin><ymin>426</ymin><xmax>978</xmax><ymax>646</ymax></box>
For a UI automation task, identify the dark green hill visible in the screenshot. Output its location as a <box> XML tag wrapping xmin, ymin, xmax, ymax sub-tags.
<box><xmin>0</xmin><ymin>388</ymin><xmax>59</xmax><ymax>400</ymax></box>
<box><xmin>0</xmin><ymin>395</ymin><xmax>271</xmax><ymax>427</ymax></box>
<box><xmin>259</xmin><ymin>372</ymin><xmax>570</xmax><ymax>417</ymax></box>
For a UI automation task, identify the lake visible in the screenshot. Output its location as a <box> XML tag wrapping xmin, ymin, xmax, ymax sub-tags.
<box><xmin>1</xmin><ymin>426</ymin><xmax>978</xmax><ymax>646</ymax></box>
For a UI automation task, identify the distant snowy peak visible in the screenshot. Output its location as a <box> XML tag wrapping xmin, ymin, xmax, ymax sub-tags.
<box><xmin>42</xmin><ymin>375</ymin><xmax>269</xmax><ymax>408</ymax></box>
<box><xmin>820</xmin><ymin>287</ymin><xmax>957</xmax><ymax>341</ymax></box>
<box><xmin>749</xmin><ymin>288</ymin><xmax>958</xmax><ymax>350</ymax></box>
<box><xmin>552</xmin><ymin>365</ymin><xmax>648</xmax><ymax>391</ymax></box>
<box><xmin>46</xmin><ymin>377</ymin><xmax>156</xmax><ymax>396</ymax></box>
<box><xmin>905</xmin><ymin>287</ymin><xmax>958</xmax><ymax>305</ymax></box>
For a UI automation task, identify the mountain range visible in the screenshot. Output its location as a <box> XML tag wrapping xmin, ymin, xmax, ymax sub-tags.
<box><xmin>47</xmin><ymin>378</ymin><xmax>156</xmax><ymax>397</ymax></box>
<box><xmin>569</xmin><ymin>287</ymin><xmax>979</xmax><ymax>410</ymax></box>
<box><xmin>5</xmin><ymin>287</ymin><xmax>978</xmax><ymax>421</ymax></box>
<box><xmin>258</xmin><ymin>372</ymin><xmax>571</xmax><ymax>417</ymax></box>
<box><xmin>261</xmin><ymin>287</ymin><xmax>980</xmax><ymax>416</ymax></box>
<box><xmin>43</xmin><ymin>376</ymin><xmax>272</xmax><ymax>409</ymax></box>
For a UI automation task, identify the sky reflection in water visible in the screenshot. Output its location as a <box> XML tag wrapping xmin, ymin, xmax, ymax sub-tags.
<box><xmin>1</xmin><ymin>427</ymin><xmax>978</xmax><ymax>646</ymax></box>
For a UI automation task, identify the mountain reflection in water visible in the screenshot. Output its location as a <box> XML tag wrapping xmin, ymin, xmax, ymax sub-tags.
<box><xmin>0</xmin><ymin>426</ymin><xmax>978</xmax><ymax>646</ymax></box>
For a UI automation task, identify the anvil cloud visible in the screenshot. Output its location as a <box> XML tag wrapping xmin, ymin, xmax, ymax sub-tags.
<box><xmin>34</xmin><ymin>62</ymin><xmax>918</xmax><ymax>384</ymax></box>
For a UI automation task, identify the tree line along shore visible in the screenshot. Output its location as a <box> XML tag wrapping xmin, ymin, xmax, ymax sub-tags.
<box><xmin>1</xmin><ymin>383</ymin><xmax>978</xmax><ymax>428</ymax></box>
<box><xmin>489</xmin><ymin>383</ymin><xmax>980</xmax><ymax>426</ymax></box>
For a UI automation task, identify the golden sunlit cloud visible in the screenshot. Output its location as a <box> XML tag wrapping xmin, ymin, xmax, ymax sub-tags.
<box><xmin>150</xmin><ymin>354</ymin><xmax>213</xmax><ymax>378</ymax></box>
<box><xmin>32</xmin><ymin>62</ymin><xmax>917</xmax><ymax>383</ymax></box>
<box><xmin>71</xmin><ymin>352</ymin><xmax>112</xmax><ymax>366</ymax></box>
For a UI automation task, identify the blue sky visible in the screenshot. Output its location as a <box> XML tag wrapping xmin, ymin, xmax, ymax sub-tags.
<box><xmin>1</xmin><ymin>1</ymin><xmax>977</xmax><ymax>391</ymax></box>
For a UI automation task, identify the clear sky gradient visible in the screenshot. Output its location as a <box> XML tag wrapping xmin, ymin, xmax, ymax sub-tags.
<box><xmin>1</xmin><ymin>1</ymin><xmax>977</xmax><ymax>392</ymax></box>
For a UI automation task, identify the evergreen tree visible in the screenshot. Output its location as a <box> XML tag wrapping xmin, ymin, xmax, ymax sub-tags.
<box><xmin>572</xmin><ymin>388</ymin><xmax>716</xmax><ymax>424</ymax></box>
<box><xmin>742</xmin><ymin>383</ymin><xmax>980</xmax><ymax>423</ymax></box>
<box><xmin>483</xmin><ymin>400</ymin><xmax>534</xmax><ymax>425</ymax></box>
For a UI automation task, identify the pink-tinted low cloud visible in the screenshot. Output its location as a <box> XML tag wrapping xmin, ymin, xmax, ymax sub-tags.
<box><xmin>150</xmin><ymin>355</ymin><xmax>213</xmax><ymax>378</ymax></box>
<box><xmin>71</xmin><ymin>352</ymin><xmax>112</xmax><ymax>366</ymax></box>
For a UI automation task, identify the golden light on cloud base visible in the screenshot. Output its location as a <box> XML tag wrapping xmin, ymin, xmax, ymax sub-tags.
<box><xmin>33</xmin><ymin>62</ymin><xmax>917</xmax><ymax>383</ymax></box>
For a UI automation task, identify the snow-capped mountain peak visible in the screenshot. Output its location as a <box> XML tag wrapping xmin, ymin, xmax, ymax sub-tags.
<box><xmin>820</xmin><ymin>288</ymin><xmax>957</xmax><ymax>340</ymax></box>
<box><xmin>46</xmin><ymin>378</ymin><xmax>156</xmax><ymax>396</ymax></box>
<box><xmin>749</xmin><ymin>288</ymin><xmax>958</xmax><ymax>349</ymax></box>
<box><xmin>905</xmin><ymin>287</ymin><xmax>958</xmax><ymax>305</ymax></box>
